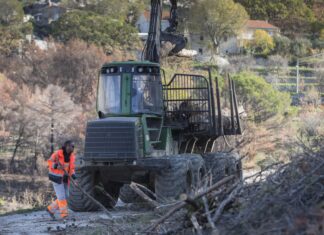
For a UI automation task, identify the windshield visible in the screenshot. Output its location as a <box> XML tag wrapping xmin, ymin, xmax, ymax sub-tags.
<box><xmin>98</xmin><ymin>75</ymin><xmax>121</xmax><ymax>114</ymax></box>
<box><xmin>132</xmin><ymin>75</ymin><xmax>163</xmax><ymax>114</ymax></box>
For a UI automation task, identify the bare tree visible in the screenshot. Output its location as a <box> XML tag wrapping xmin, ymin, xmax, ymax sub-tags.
<box><xmin>2</xmin><ymin>40</ymin><xmax>107</xmax><ymax>107</ymax></box>
<box><xmin>28</xmin><ymin>85</ymin><xmax>82</xmax><ymax>167</ymax></box>
<box><xmin>266</xmin><ymin>55</ymin><xmax>289</xmax><ymax>87</ymax></box>
<box><xmin>0</xmin><ymin>77</ymin><xmax>34</xmax><ymax>171</ymax></box>
<box><xmin>50</xmin><ymin>40</ymin><xmax>107</xmax><ymax>106</ymax></box>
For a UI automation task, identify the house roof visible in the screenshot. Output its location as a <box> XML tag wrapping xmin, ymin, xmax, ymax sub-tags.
<box><xmin>246</xmin><ymin>20</ymin><xmax>278</xmax><ymax>29</ymax></box>
<box><xmin>143</xmin><ymin>10</ymin><xmax>170</xmax><ymax>21</ymax></box>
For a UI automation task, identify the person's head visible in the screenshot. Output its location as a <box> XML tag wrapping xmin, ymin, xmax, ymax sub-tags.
<box><xmin>62</xmin><ymin>140</ymin><xmax>74</xmax><ymax>154</ymax></box>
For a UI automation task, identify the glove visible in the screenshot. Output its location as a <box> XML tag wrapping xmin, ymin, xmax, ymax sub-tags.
<box><xmin>71</xmin><ymin>174</ymin><xmax>77</xmax><ymax>180</ymax></box>
<box><xmin>53</xmin><ymin>163</ymin><xmax>58</xmax><ymax>169</ymax></box>
<box><xmin>63</xmin><ymin>174</ymin><xmax>69</xmax><ymax>183</ymax></box>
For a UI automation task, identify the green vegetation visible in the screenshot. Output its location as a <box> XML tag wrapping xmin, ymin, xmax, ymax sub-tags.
<box><xmin>61</xmin><ymin>0</ymin><xmax>145</xmax><ymax>24</ymax></box>
<box><xmin>0</xmin><ymin>197</ymin><xmax>4</xmax><ymax>207</ymax></box>
<box><xmin>189</xmin><ymin>0</ymin><xmax>248</xmax><ymax>55</ymax></box>
<box><xmin>277</xmin><ymin>83</ymin><xmax>319</xmax><ymax>86</ymax></box>
<box><xmin>50</xmin><ymin>11</ymin><xmax>139</xmax><ymax>52</ymax></box>
<box><xmin>232</xmin><ymin>72</ymin><xmax>292</xmax><ymax>122</ymax></box>
<box><xmin>290</xmin><ymin>37</ymin><xmax>313</xmax><ymax>58</ymax></box>
<box><xmin>235</xmin><ymin>0</ymin><xmax>316</xmax><ymax>36</ymax></box>
<box><xmin>0</xmin><ymin>0</ymin><xmax>33</xmax><ymax>56</ymax></box>
<box><xmin>273</xmin><ymin>35</ymin><xmax>291</xmax><ymax>57</ymax></box>
<box><xmin>245</xmin><ymin>30</ymin><xmax>275</xmax><ymax>56</ymax></box>
<box><xmin>245</xmin><ymin>34</ymin><xmax>313</xmax><ymax>58</ymax></box>
<box><xmin>0</xmin><ymin>0</ymin><xmax>24</xmax><ymax>26</ymax></box>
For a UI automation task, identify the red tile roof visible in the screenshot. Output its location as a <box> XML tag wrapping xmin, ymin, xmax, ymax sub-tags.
<box><xmin>246</xmin><ymin>20</ymin><xmax>278</xmax><ymax>29</ymax></box>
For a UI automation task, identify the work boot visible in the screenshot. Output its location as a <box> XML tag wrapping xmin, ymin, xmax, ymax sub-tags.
<box><xmin>46</xmin><ymin>207</ymin><xmax>56</xmax><ymax>220</ymax></box>
<box><xmin>58</xmin><ymin>199</ymin><xmax>68</xmax><ymax>219</ymax></box>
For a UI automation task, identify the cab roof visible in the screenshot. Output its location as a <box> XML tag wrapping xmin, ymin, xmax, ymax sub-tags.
<box><xmin>102</xmin><ymin>60</ymin><xmax>160</xmax><ymax>68</ymax></box>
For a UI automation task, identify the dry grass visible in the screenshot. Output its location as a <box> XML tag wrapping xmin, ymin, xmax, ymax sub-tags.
<box><xmin>0</xmin><ymin>156</ymin><xmax>53</xmax><ymax>215</ymax></box>
<box><xmin>240</xmin><ymin>113</ymin><xmax>303</xmax><ymax>170</ymax></box>
<box><xmin>0</xmin><ymin>188</ymin><xmax>51</xmax><ymax>215</ymax></box>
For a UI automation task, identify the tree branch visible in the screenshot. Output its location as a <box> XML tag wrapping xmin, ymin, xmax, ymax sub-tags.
<box><xmin>143</xmin><ymin>175</ymin><xmax>235</xmax><ymax>233</ymax></box>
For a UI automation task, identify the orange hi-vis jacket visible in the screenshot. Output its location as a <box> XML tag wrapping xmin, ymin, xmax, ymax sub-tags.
<box><xmin>48</xmin><ymin>149</ymin><xmax>76</xmax><ymax>184</ymax></box>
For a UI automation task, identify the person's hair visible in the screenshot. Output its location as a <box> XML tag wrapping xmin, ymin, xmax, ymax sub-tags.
<box><xmin>62</xmin><ymin>140</ymin><xmax>74</xmax><ymax>148</ymax></box>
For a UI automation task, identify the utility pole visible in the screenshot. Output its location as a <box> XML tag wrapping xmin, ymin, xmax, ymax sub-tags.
<box><xmin>296</xmin><ymin>59</ymin><xmax>300</xmax><ymax>94</ymax></box>
<box><xmin>51</xmin><ymin>117</ymin><xmax>54</xmax><ymax>154</ymax></box>
<box><xmin>50</xmin><ymin>99</ymin><xmax>54</xmax><ymax>155</ymax></box>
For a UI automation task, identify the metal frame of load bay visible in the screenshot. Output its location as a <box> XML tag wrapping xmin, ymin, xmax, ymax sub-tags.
<box><xmin>162</xmin><ymin>73</ymin><xmax>214</xmax><ymax>136</ymax></box>
<box><xmin>162</xmin><ymin>70</ymin><xmax>242</xmax><ymax>153</ymax></box>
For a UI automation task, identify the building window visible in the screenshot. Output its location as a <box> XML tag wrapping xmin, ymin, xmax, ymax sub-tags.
<box><xmin>200</xmin><ymin>35</ymin><xmax>204</xmax><ymax>41</ymax></box>
<box><xmin>199</xmin><ymin>48</ymin><xmax>203</xmax><ymax>54</ymax></box>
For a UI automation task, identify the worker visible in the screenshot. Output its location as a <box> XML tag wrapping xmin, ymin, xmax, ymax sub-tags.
<box><xmin>46</xmin><ymin>140</ymin><xmax>76</xmax><ymax>220</ymax></box>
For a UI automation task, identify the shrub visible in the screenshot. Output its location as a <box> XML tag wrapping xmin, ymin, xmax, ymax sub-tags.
<box><xmin>273</xmin><ymin>35</ymin><xmax>291</xmax><ymax>56</ymax></box>
<box><xmin>290</xmin><ymin>37</ymin><xmax>312</xmax><ymax>57</ymax></box>
<box><xmin>228</xmin><ymin>55</ymin><xmax>256</xmax><ymax>73</ymax></box>
<box><xmin>232</xmin><ymin>71</ymin><xmax>291</xmax><ymax>122</ymax></box>
<box><xmin>246</xmin><ymin>30</ymin><xmax>275</xmax><ymax>56</ymax></box>
<box><xmin>312</xmin><ymin>39</ymin><xmax>324</xmax><ymax>50</ymax></box>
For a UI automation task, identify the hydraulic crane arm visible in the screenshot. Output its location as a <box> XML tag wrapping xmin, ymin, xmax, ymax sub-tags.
<box><xmin>143</xmin><ymin>0</ymin><xmax>162</xmax><ymax>63</ymax></box>
<box><xmin>167</xmin><ymin>0</ymin><xmax>178</xmax><ymax>32</ymax></box>
<box><xmin>143</xmin><ymin>0</ymin><xmax>186</xmax><ymax>63</ymax></box>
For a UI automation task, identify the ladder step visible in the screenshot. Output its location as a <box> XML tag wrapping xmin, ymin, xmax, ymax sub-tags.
<box><xmin>148</xmin><ymin>128</ymin><xmax>160</xmax><ymax>131</ymax></box>
<box><xmin>150</xmin><ymin>141</ymin><xmax>161</xmax><ymax>144</ymax></box>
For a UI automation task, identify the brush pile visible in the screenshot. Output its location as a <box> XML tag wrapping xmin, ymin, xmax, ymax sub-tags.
<box><xmin>144</xmin><ymin>143</ymin><xmax>324</xmax><ymax>235</ymax></box>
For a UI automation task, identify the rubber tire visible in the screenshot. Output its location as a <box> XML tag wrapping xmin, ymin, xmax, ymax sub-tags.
<box><xmin>202</xmin><ymin>152</ymin><xmax>242</xmax><ymax>184</ymax></box>
<box><xmin>119</xmin><ymin>184</ymin><xmax>142</xmax><ymax>203</ymax></box>
<box><xmin>97</xmin><ymin>180</ymin><xmax>121</xmax><ymax>208</ymax></box>
<box><xmin>68</xmin><ymin>168</ymin><xmax>121</xmax><ymax>211</ymax></box>
<box><xmin>155</xmin><ymin>156</ymin><xmax>193</xmax><ymax>202</ymax></box>
<box><xmin>68</xmin><ymin>168</ymin><xmax>100</xmax><ymax>212</ymax></box>
<box><xmin>183</xmin><ymin>154</ymin><xmax>206</xmax><ymax>188</ymax></box>
<box><xmin>231</xmin><ymin>152</ymin><xmax>243</xmax><ymax>180</ymax></box>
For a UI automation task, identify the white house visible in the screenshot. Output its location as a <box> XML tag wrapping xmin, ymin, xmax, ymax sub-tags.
<box><xmin>242</xmin><ymin>20</ymin><xmax>280</xmax><ymax>40</ymax></box>
<box><xmin>188</xmin><ymin>20</ymin><xmax>280</xmax><ymax>59</ymax></box>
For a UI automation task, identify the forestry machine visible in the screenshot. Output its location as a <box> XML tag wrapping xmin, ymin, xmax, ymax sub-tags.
<box><xmin>68</xmin><ymin>0</ymin><xmax>243</xmax><ymax>210</ymax></box>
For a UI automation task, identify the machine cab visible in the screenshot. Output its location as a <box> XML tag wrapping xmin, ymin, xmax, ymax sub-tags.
<box><xmin>97</xmin><ymin>61</ymin><xmax>163</xmax><ymax>118</ymax></box>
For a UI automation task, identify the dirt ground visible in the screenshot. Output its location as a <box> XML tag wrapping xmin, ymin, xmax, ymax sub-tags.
<box><xmin>0</xmin><ymin>170</ymin><xmax>259</xmax><ymax>235</ymax></box>
<box><xmin>0</xmin><ymin>201</ymin><xmax>158</xmax><ymax>235</ymax></box>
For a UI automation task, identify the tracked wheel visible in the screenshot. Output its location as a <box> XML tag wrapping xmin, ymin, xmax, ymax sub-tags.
<box><xmin>155</xmin><ymin>156</ymin><xmax>193</xmax><ymax>202</ymax></box>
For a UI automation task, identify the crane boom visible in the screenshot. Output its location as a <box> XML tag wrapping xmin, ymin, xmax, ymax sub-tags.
<box><xmin>143</xmin><ymin>0</ymin><xmax>186</xmax><ymax>63</ymax></box>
